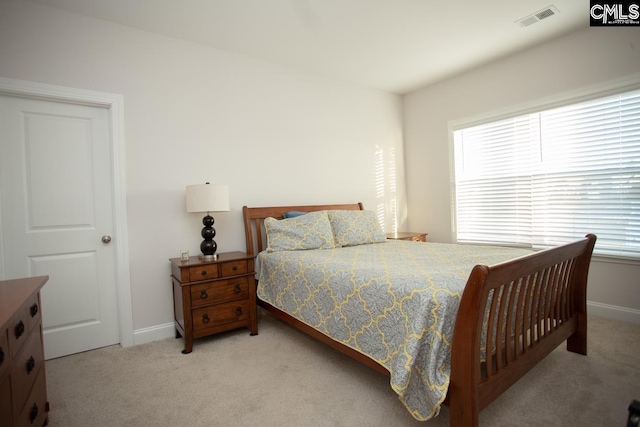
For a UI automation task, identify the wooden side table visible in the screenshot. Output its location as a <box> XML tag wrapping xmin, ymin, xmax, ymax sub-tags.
<box><xmin>386</xmin><ymin>232</ymin><xmax>428</xmax><ymax>242</ymax></box>
<box><xmin>170</xmin><ymin>252</ymin><xmax>257</xmax><ymax>354</ymax></box>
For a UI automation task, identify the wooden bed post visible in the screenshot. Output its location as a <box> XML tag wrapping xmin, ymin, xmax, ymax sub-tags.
<box><xmin>449</xmin><ymin>265</ymin><xmax>488</xmax><ymax>427</ymax></box>
<box><xmin>242</xmin><ymin>206</ymin><xmax>255</xmax><ymax>257</ymax></box>
<box><xmin>566</xmin><ymin>234</ymin><xmax>596</xmax><ymax>355</ymax></box>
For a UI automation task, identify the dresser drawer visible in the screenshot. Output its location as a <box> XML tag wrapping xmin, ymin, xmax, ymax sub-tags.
<box><xmin>9</xmin><ymin>316</ymin><xmax>27</xmax><ymax>361</ymax></box>
<box><xmin>0</xmin><ymin>376</ymin><xmax>12</xmax><ymax>426</ymax></box>
<box><xmin>8</xmin><ymin>292</ymin><xmax>41</xmax><ymax>361</ymax></box>
<box><xmin>188</xmin><ymin>264</ymin><xmax>219</xmax><ymax>282</ymax></box>
<box><xmin>192</xmin><ymin>300</ymin><xmax>250</xmax><ymax>332</ymax></box>
<box><xmin>11</xmin><ymin>326</ymin><xmax>44</xmax><ymax>414</ymax></box>
<box><xmin>0</xmin><ymin>277</ymin><xmax>49</xmax><ymax>427</ymax></box>
<box><xmin>15</xmin><ymin>366</ymin><xmax>47</xmax><ymax>427</ymax></box>
<box><xmin>220</xmin><ymin>260</ymin><xmax>248</xmax><ymax>277</ymax></box>
<box><xmin>190</xmin><ymin>277</ymin><xmax>250</xmax><ymax>308</ymax></box>
<box><xmin>23</xmin><ymin>294</ymin><xmax>42</xmax><ymax>334</ymax></box>
<box><xmin>0</xmin><ymin>329</ymin><xmax>9</xmax><ymax>379</ymax></box>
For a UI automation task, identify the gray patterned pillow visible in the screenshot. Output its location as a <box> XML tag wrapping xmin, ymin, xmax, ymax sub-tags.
<box><xmin>327</xmin><ymin>210</ymin><xmax>386</xmax><ymax>247</ymax></box>
<box><xmin>265</xmin><ymin>210</ymin><xmax>336</xmax><ymax>252</ymax></box>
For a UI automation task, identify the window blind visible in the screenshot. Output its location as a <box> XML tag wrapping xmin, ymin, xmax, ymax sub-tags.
<box><xmin>453</xmin><ymin>89</ymin><xmax>640</xmax><ymax>258</ymax></box>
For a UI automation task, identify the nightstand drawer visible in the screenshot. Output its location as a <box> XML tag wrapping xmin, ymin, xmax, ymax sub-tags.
<box><xmin>192</xmin><ymin>300</ymin><xmax>250</xmax><ymax>332</ymax></box>
<box><xmin>188</xmin><ymin>264</ymin><xmax>219</xmax><ymax>282</ymax></box>
<box><xmin>190</xmin><ymin>277</ymin><xmax>250</xmax><ymax>308</ymax></box>
<box><xmin>220</xmin><ymin>260</ymin><xmax>248</xmax><ymax>277</ymax></box>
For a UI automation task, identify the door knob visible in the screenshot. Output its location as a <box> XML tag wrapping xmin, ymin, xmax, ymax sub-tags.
<box><xmin>102</xmin><ymin>235</ymin><xmax>112</xmax><ymax>244</ymax></box>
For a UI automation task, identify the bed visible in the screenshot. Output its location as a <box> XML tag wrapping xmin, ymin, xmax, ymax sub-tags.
<box><xmin>242</xmin><ymin>203</ymin><xmax>596</xmax><ymax>426</ymax></box>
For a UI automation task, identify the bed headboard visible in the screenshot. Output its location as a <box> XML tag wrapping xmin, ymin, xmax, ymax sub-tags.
<box><xmin>242</xmin><ymin>203</ymin><xmax>364</xmax><ymax>256</ymax></box>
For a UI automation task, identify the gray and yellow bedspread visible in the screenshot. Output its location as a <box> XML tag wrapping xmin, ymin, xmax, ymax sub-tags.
<box><xmin>257</xmin><ymin>240</ymin><xmax>532</xmax><ymax>420</ymax></box>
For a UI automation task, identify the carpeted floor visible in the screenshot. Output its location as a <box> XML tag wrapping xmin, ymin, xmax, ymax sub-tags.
<box><xmin>45</xmin><ymin>310</ymin><xmax>640</xmax><ymax>426</ymax></box>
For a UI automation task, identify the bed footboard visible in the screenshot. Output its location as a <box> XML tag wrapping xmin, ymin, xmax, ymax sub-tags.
<box><xmin>448</xmin><ymin>234</ymin><xmax>596</xmax><ymax>427</ymax></box>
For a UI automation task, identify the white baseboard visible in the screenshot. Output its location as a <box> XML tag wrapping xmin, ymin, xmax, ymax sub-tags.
<box><xmin>588</xmin><ymin>301</ymin><xmax>640</xmax><ymax>324</ymax></box>
<box><xmin>130</xmin><ymin>302</ymin><xmax>639</xmax><ymax>347</ymax></box>
<box><xmin>133</xmin><ymin>322</ymin><xmax>176</xmax><ymax>346</ymax></box>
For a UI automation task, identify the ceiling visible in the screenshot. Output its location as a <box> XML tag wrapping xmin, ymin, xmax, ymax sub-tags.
<box><xmin>27</xmin><ymin>0</ymin><xmax>589</xmax><ymax>94</ymax></box>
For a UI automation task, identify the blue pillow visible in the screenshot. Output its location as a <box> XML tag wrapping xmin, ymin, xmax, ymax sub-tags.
<box><xmin>282</xmin><ymin>211</ymin><xmax>307</xmax><ymax>219</ymax></box>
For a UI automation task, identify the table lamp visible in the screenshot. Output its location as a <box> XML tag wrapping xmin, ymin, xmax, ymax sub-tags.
<box><xmin>185</xmin><ymin>183</ymin><xmax>230</xmax><ymax>259</ymax></box>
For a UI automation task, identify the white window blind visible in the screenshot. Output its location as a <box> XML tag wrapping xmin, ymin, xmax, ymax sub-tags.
<box><xmin>453</xmin><ymin>88</ymin><xmax>640</xmax><ymax>258</ymax></box>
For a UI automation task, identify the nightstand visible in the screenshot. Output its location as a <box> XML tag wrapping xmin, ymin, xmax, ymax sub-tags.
<box><xmin>170</xmin><ymin>252</ymin><xmax>258</xmax><ymax>354</ymax></box>
<box><xmin>386</xmin><ymin>232</ymin><xmax>428</xmax><ymax>242</ymax></box>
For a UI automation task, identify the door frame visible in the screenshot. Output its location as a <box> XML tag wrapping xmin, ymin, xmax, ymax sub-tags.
<box><xmin>0</xmin><ymin>76</ymin><xmax>134</xmax><ymax>348</ymax></box>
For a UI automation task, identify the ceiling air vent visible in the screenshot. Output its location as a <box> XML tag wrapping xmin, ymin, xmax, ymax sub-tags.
<box><xmin>517</xmin><ymin>5</ymin><xmax>559</xmax><ymax>27</ymax></box>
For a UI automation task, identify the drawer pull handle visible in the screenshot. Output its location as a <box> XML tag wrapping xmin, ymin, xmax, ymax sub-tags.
<box><xmin>200</xmin><ymin>290</ymin><xmax>208</xmax><ymax>299</ymax></box>
<box><xmin>31</xmin><ymin>303</ymin><xmax>39</xmax><ymax>317</ymax></box>
<box><xmin>235</xmin><ymin>307</ymin><xmax>243</xmax><ymax>316</ymax></box>
<box><xmin>15</xmin><ymin>320</ymin><xmax>25</xmax><ymax>339</ymax></box>
<box><xmin>201</xmin><ymin>271</ymin><xmax>207</xmax><ymax>276</ymax></box>
<box><xmin>29</xmin><ymin>403</ymin><xmax>38</xmax><ymax>423</ymax></box>
<box><xmin>0</xmin><ymin>347</ymin><xmax>4</xmax><ymax>365</ymax></box>
<box><xmin>202</xmin><ymin>313</ymin><xmax>210</xmax><ymax>324</ymax></box>
<box><xmin>26</xmin><ymin>356</ymin><xmax>36</xmax><ymax>374</ymax></box>
<box><xmin>233</xmin><ymin>284</ymin><xmax>241</xmax><ymax>293</ymax></box>
<box><xmin>232</xmin><ymin>265</ymin><xmax>238</xmax><ymax>271</ymax></box>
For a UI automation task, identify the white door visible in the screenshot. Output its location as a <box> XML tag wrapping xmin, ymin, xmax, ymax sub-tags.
<box><xmin>0</xmin><ymin>94</ymin><xmax>120</xmax><ymax>359</ymax></box>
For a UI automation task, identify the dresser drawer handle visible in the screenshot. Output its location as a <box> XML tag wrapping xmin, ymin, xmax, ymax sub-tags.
<box><xmin>232</xmin><ymin>265</ymin><xmax>238</xmax><ymax>271</ymax></box>
<box><xmin>0</xmin><ymin>347</ymin><xmax>4</xmax><ymax>365</ymax></box>
<box><xmin>235</xmin><ymin>307</ymin><xmax>243</xmax><ymax>316</ymax></box>
<box><xmin>200</xmin><ymin>290</ymin><xmax>208</xmax><ymax>299</ymax></box>
<box><xmin>202</xmin><ymin>313</ymin><xmax>210</xmax><ymax>324</ymax></box>
<box><xmin>201</xmin><ymin>270</ymin><xmax>207</xmax><ymax>276</ymax></box>
<box><xmin>233</xmin><ymin>284</ymin><xmax>241</xmax><ymax>293</ymax></box>
<box><xmin>15</xmin><ymin>320</ymin><xmax>25</xmax><ymax>339</ymax></box>
<box><xmin>29</xmin><ymin>403</ymin><xmax>38</xmax><ymax>423</ymax></box>
<box><xmin>26</xmin><ymin>356</ymin><xmax>36</xmax><ymax>374</ymax></box>
<box><xmin>30</xmin><ymin>303</ymin><xmax>39</xmax><ymax>317</ymax></box>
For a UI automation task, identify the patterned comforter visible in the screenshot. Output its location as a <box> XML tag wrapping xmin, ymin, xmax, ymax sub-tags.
<box><xmin>257</xmin><ymin>240</ymin><xmax>532</xmax><ymax>420</ymax></box>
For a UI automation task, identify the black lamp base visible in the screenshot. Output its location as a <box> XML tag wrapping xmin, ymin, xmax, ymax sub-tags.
<box><xmin>199</xmin><ymin>214</ymin><xmax>217</xmax><ymax>259</ymax></box>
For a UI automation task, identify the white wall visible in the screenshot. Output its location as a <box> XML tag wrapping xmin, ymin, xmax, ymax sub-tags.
<box><xmin>403</xmin><ymin>27</ymin><xmax>640</xmax><ymax>322</ymax></box>
<box><xmin>0</xmin><ymin>0</ymin><xmax>406</xmax><ymax>337</ymax></box>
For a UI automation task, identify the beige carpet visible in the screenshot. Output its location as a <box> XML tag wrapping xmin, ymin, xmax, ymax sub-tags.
<box><xmin>45</xmin><ymin>309</ymin><xmax>639</xmax><ymax>426</ymax></box>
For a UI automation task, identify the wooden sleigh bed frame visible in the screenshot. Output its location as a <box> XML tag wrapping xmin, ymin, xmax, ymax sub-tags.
<box><xmin>243</xmin><ymin>203</ymin><xmax>597</xmax><ymax>426</ymax></box>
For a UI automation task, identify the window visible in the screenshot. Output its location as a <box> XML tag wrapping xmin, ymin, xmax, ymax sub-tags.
<box><xmin>453</xmin><ymin>88</ymin><xmax>640</xmax><ymax>258</ymax></box>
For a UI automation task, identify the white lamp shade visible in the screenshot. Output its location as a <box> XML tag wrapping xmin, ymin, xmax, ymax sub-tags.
<box><xmin>185</xmin><ymin>183</ymin><xmax>230</xmax><ymax>213</ymax></box>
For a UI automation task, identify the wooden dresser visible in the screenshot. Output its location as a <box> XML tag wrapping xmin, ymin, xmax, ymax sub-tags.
<box><xmin>170</xmin><ymin>252</ymin><xmax>257</xmax><ymax>354</ymax></box>
<box><xmin>0</xmin><ymin>276</ymin><xmax>49</xmax><ymax>427</ymax></box>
